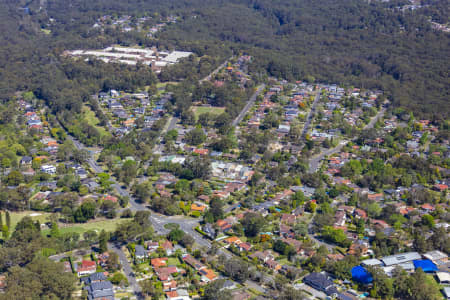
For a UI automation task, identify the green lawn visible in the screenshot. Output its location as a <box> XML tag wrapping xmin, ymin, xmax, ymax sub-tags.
<box><xmin>192</xmin><ymin>106</ymin><xmax>225</xmax><ymax>119</ymax></box>
<box><xmin>41</xmin><ymin>218</ymin><xmax>128</xmax><ymax>236</ymax></box>
<box><xmin>81</xmin><ymin>105</ymin><xmax>109</xmax><ymax>137</ymax></box>
<box><xmin>8</xmin><ymin>211</ymin><xmax>53</xmax><ymax>231</ymax></box>
<box><xmin>167</xmin><ymin>257</ymin><xmax>180</xmax><ymax>266</ymax></box>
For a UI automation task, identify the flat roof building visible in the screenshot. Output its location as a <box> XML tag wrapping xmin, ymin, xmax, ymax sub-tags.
<box><xmin>381</xmin><ymin>252</ymin><xmax>421</xmax><ymax>266</ymax></box>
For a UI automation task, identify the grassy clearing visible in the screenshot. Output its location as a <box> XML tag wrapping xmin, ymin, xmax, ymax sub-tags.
<box><xmin>41</xmin><ymin>218</ymin><xmax>128</xmax><ymax>236</ymax></box>
<box><xmin>192</xmin><ymin>106</ymin><xmax>225</xmax><ymax>119</ymax></box>
<box><xmin>81</xmin><ymin>105</ymin><xmax>109</xmax><ymax>137</ymax></box>
<box><xmin>7</xmin><ymin>211</ymin><xmax>53</xmax><ymax>231</ymax></box>
<box><xmin>167</xmin><ymin>257</ymin><xmax>180</xmax><ymax>266</ymax></box>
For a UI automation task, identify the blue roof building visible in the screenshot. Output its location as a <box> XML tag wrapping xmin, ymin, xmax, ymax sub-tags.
<box><xmin>351</xmin><ymin>266</ymin><xmax>373</xmax><ymax>284</ymax></box>
<box><xmin>413</xmin><ymin>259</ymin><xmax>438</xmax><ymax>273</ymax></box>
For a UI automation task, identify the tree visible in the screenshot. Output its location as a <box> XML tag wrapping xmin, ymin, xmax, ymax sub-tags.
<box><xmin>185</xmin><ymin>128</ymin><xmax>206</xmax><ymax>145</ymax></box>
<box><xmin>4</xmin><ymin>257</ymin><xmax>76</xmax><ymax>299</ymax></box>
<box><xmin>110</xmin><ymin>272</ymin><xmax>128</xmax><ymax>286</ymax></box>
<box><xmin>99</xmin><ymin>230</ymin><xmax>109</xmax><ymax>253</ymax></box>
<box><xmin>367</xmin><ymin>202</ymin><xmax>381</xmax><ymax>218</ymax></box>
<box><xmin>367</xmin><ymin>266</ymin><xmax>394</xmax><ymax>299</ymax></box>
<box><xmin>180</xmin><ymin>234</ymin><xmax>195</xmax><ymax>248</ymax></box>
<box><xmin>168</xmin><ymin>229</ymin><xmax>185</xmax><ymax>242</ymax></box>
<box><xmin>208</xmin><ymin>197</ymin><xmax>224</xmax><ymax>222</ymax></box>
<box><xmin>0</xmin><ymin>212</ymin><xmax>8</xmax><ymax>231</ymax></box>
<box><xmin>279</xmin><ymin>286</ymin><xmax>307</xmax><ymax>300</ymax></box>
<box><xmin>240</xmin><ymin>212</ymin><xmax>265</xmax><ymax>237</ymax></box>
<box><xmin>224</xmin><ymin>258</ymin><xmax>249</xmax><ymax>282</ymax></box>
<box><xmin>421</xmin><ymin>214</ymin><xmax>435</xmax><ymax>228</ymax></box>
<box><xmin>2</xmin><ymin>225</ymin><xmax>9</xmax><ymax>239</ymax></box>
<box><xmin>50</xmin><ymin>222</ymin><xmax>60</xmax><ymax>238</ymax></box>
<box><xmin>106</xmin><ymin>252</ymin><xmax>121</xmax><ymax>272</ymax></box>
<box><xmin>6</xmin><ymin>170</ymin><xmax>24</xmax><ymax>186</ymax></box>
<box><xmin>202</xmin><ymin>279</ymin><xmax>232</xmax><ymax>300</ymax></box>
<box><xmin>293</xmin><ymin>222</ymin><xmax>308</xmax><ymax>236</ymax></box>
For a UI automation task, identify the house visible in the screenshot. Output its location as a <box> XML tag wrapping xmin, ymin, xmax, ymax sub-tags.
<box><xmin>334</xmin><ymin>210</ymin><xmax>347</xmax><ymax>227</ymax></box>
<box><xmin>163</xmin><ymin>280</ymin><xmax>177</xmax><ymax>292</ymax></box>
<box><xmin>348</xmin><ymin>243</ymin><xmax>369</xmax><ymax>256</ymax></box>
<box><xmin>221</xmin><ymin>280</ymin><xmax>237</xmax><ymax>290</ymax></box>
<box><xmin>193</xmin><ymin>148</ymin><xmax>209</xmax><ymax>155</ymax></box>
<box><xmin>191</xmin><ymin>203</ymin><xmax>207</xmax><ymax>213</ymax></box>
<box><xmin>354</xmin><ymin>208</ymin><xmax>367</xmax><ymax>219</ymax></box>
<box><xmin>162</xmin><ymin>240</ymin><xmax>174</xmax><ymax>255</ymax></box>
<box><xmin>281</xmin><ymin>214</ymin><xmax>296</xmax><ymax>225</ymax></box>
<box><xmin>436</xmin><ymin>272</ymin><xmax>450</xmax><ymax>284</ymax></box>
<box><xmin>77</xmin><ymin>260</ymin><xmax>97</xmax><ymax>276</ymax></box>
<box><xmin>182</xmin><ymin>254</ymin><xmax>205</xmax><ymax>271</ymax></box>
<box><xmin>250</xmin><ymin>251</ymin><xmax>275</xmax><ymax>263</ymax></box>
<box><xmin>155</xmin><ymin>266</ymin><xmax>178</xmax><ymax>281</ymax></box>
<box><xmin>135</xmin><ymin>245</ymin><xmax>148</xmax><ymax>262</ymax></box>
<box><xmin>282</xmin><ymin>238</ymin><xmax>303</xmax><ymax>254</ymax></box>
<box><xmin>303</xmin><ymin>272</ymin><xmax>338</xmax><ymax>296</ymax></box>
<box><xmin>151</xmin><ymin>257</ymin><xmax>168</xmax><ymax>268</ymax></box>
<box><xmin>224</xmin><ymin>236</ymin><xmax>242</xmax><ymax>248</ymax></box>
<box><xmin>421</xmin><ymin>203</ymin><xmax>435</xmax><ymax>212</ymax></box>
<box><xmin>265</xmin><ymin>259</ymin><xmax>281</xmax><ymax>271</ymax></box>
<box><xmin>76</xmin><ymin>168</ymin><xmax>88</xmax><ymax>179</ymax></box>
<box><xmin>424</xmin><ymin>250</ymin><xmax>448</xmax><ymax>263</ymax></box>
<box><xmin>203</xmin><ymin>223</ymin><xmax>216</xmax><ymax>239</ymax></box>
<box><xmin>231</xmin><ymin>291</ymin><xmax>251</xmax><ymax>300</ymax></box>
<box><xmin>147</xmin><ymin>241</ymin><xmax>159</xmax><ymax>252</ymax></box>
<box><xmin>237</xmin><ymin>242</ymin><xmax>252</xmax><ymax>252</ymax></box>
<box><xmin>216</xmin><ymin>219</ymin><xmax>232</xmax><ymax>232</ymax></box>
<box><xmin>197</xmin><ymin>195</ymin><xmax>210</xmax><ymax>202</ymax></box>
<box><xmin>20</xmin><ymin>156</ymin><xmax>32</xmax><ymax>166</ymax></box>
<box><xmin>434</xmin><ymin>184</ymin><xmax>448</xmax><ymax>192</ymax></box>
<box><xmin>85</xmin><ymin>281</ymin><xmax>114</xmax><ymax>300</ymax></box>
<box><xmin>199</xmin><ymin>268</ymin><xmax>218</xmax><ymax>282</ymax></box>
<box><xmin>41</xmin><ymin>164</ymin><xmax>56</xmax><ymax>174</ymax></box>
<box><xmin>81</xmin><ymin>272</ymin><xmax>108</xmax><ymax>285</ymax></box>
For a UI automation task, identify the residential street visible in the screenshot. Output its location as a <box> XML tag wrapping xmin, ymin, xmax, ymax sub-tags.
<box><xmin>231</xmin><ymin>84</ymin><xmax>266</xmax><ymax>127</ymax></box>
<box><xmin>109</xmin><ymin>243</ymin><xmax>143</xmax><ymax>299</ymax></box>
<box><xmin>301</xmin><ymin>87</ymin><xmax>322</xmax><ymax>140</ymax></box>
<box><xmin>307</xmin><ymin>103</ymin><xmax>388</xmax><ymax>173</ymax></box>
<box><xmin>199</xmin><ymin>56</ymin><xmax>234</xmax><ymax>83</ymax></box>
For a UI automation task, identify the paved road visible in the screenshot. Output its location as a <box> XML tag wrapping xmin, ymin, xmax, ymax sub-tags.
<box><xmin>109</xmin><ymin>243</ymin><xmax>143</xmax><ymax>299</ymax></box>
<box><xmin>231</xmin><ymin>84</ymin><xmax>266</xmax><ymax>127</ymax></box>
<box><xmin>301</xmin><ymin>88</ymin><xmax>322</xmax><ymax>140</ymax></box>
<box><xmin>199</xmin><ymin>56</ymin><xmax>234</xmax><ymax>83</ymax></box>
<box><xmin>307</xmin><ymin>103</ymin><xmax>388</xmax><ymax>173</ymax></box>
<box><xmin>308</xmin><ymin>140</ymin><xmax>348</xmax><ymax>173</ymax></box>
<box><xmin>363</xmin><ymin>105</ymin><xmax>387</xmax><ymax>130</ymax></box>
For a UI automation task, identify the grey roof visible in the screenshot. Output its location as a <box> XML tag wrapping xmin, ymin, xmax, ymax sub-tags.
<box><xmin>303</xmin><ymin>272</ymin><xmax>334</xmax><ymax>292</ymax></box>
<box><xmin>361</xmin><ymin>258</ymin><xmax>383</xmax><ymax>267</ymax></box>
<box><xmin>88</xmin><ymin>289</ymin><xmax>114</xmax><ymax>300</ymax></box>
<box><xmin>88</xmin><ymin>281</ymin><xmax>113</xmax><ymax>293</ymax></box>
<box><xmin>135</xmin><ymin>244</ymin><xmax>146</xmax><ymax>257</ymax></box>
<box><xmin>381</xmin><ymin>252</ymin><xmax>421</xmax><ymax>266</ymax></box>
<box><xmin>88</xmin><ymin>272</ymin><xmax>107</xmax><ymax>282</ymax></box>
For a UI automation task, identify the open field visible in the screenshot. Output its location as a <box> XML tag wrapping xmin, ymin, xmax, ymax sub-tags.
<box><xmin>41</xmin><ymin>218</ymin><xmax>129</xmax><ymax>236</ymax></box>
<box><xmin>192</xmin><ymin>106</ymin><xmax>225</xmax><ymax>119</ymax></box>
<box><xmin>81</xmin><ymin>105</ymin><xmax>109</xmax><ymax>137</ymax></box>
<box><xmin>7</xmin><ymin>211</ymin><xmax>53</xmax><ymax>230</ymax></box>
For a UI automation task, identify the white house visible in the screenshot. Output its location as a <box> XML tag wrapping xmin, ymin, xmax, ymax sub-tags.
<box><xmin>41</xmin><ymin>165</ymin><xmax>56</xmax><ymax>174</ymax></box>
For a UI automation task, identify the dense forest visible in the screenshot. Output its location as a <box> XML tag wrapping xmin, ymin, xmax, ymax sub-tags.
<box><xmin>0</xmin><ymin>0</ymin><xmax>448</xmax><ymax>121</ymax></box>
